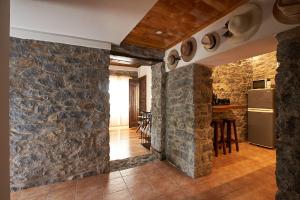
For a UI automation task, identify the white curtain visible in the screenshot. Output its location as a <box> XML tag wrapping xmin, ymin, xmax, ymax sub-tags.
<box><xmin>109</xmin><ymin>76</ymin><xmax>129</xmax><ymax>127</ymax></box>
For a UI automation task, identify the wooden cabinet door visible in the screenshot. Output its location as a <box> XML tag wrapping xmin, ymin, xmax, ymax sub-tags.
<box><xmin>129</xmin><ymin>79</ymin><xmax>139</xmax><ymax>128</ymax></box>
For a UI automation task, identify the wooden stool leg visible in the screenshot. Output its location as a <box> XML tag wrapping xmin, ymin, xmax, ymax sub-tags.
<box><xmin>227</xmin><ymin>122</ymin><xmax>232</xmax><ymax>153</ymax></box>
<box><xmin>233</xmin><ymin>121</ymin><xmax>239</xmax><ymax>152</ymax></box>
<box><xmin>212</xmin><ymin>123</ymin><xmax>216</xmax><ymax>151</ymax></box>
<box><xmin>221</xmin><ymin>122</ymin><xmax>226</xmax><ymax>155</ymax></box>
<box><xmin>214</xmin><ymin>124</ymin><xmax>219</xmax><ymax>157</ymax></box>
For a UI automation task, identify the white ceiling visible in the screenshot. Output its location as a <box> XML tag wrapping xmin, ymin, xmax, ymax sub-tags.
<box><xmin>10</xmin><ymin>0</ymin><xmax>157</xmax><ymax>48</ymax></box>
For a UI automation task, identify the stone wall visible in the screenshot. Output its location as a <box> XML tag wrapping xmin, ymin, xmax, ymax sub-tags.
<box><xmin>212</xmin><ymin>61</ymin><xmax>252</xmax><ymax>141</ymax></box>
<box><xmin>9</xmin><ymin>38</ymin><xmax>110</xmax><ymax>190</ymax></box>
<box><xmin>109</xmin><ymin>154</ymin><xmax>157</xmax><ymax>172</ymax></box>
<box><xmin>251</xmin><ymin>51</ymin><xmax>277</xmax><ymax>85</ymax></box>
<box><xmin>193</xmin><ymin>64</ymin><xmax>214</xmax><ymax>177</ymax></box>
<box><xmin>275</xmin><ymin>27</ymin><xmax>300</xmax><ymax>200</ymax></box>
<box><xmin>151</xmin><ymin>62</ymin><xmax>166</xmax><ymax>159</ymax></box>
<box><xmin>165</xmin><ymin>64</ymin><xmax>213</xmax><ymax>178</ymax></box>
<box><xmin>212</xmin><ymin>51</ymin><xmax>277</xmax><ymax>141</ymax></box>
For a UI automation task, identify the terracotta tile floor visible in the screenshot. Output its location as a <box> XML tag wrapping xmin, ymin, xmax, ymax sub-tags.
<box><xmin>11</xmin><ymin>143</ymin><xmax>276</xmax><ymax>200</ymax></box>
<box><xmin>110</xmin><ymin>126</ymin><xmax>150</xmax><ymax>160</ymax></box>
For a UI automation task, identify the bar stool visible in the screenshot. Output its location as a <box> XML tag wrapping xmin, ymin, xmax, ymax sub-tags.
<box><xmin>224</xmin><ymin>118</ymin><xmax>239</xmax><ymax>153</ymax></box>
<box><xmin>211</xmin><ymin>119</ymin><xmax>226</xmax><ymax>157</ymax></box>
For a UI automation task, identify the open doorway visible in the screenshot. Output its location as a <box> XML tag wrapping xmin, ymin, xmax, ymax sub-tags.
<box><xmin>209</xmin><ymin>51</ymin><xmax>277</xmax><ymax>198</ymax></box>
<box><xmin>108</xmin><ymin>67</ymin><xmax>152</xmax><ymax>161</ymax></box>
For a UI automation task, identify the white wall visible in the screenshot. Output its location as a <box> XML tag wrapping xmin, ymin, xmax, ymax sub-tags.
<box><xmin>138</xmin><ymin>66</ymin><xmax>152</xmax><ymax>112</ymax></box>
<box><xmin>0</xmin><ymin>0</ymin><xmax>10</xmax><ymax>199</ymax></box>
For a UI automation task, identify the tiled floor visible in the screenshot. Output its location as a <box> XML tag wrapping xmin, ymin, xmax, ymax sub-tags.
<box><xmin>11</xmin><ymin>143</ymin><xmax>276</xmax><ymax>200</ymax></box>
<box><xmin>110</xmin><ymin>126</ymin><xmax>150</xmax><ymax>160</ymax></box>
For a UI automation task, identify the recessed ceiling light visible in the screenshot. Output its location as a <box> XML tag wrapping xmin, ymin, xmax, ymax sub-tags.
<box><xmin>155</xmin><ymin>30</ymin><xmax>163</xmax><ymax>35</ymax></box>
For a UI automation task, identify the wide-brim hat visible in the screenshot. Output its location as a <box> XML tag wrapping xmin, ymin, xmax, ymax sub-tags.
<box><xmin>227</xmin><ymin>3</ymin><xmax>262</xmax><ymax>43</ymax></box>
<box><xmin>180</xmin><ymin>37</ymin><xmax>197</xmax><ymax>62</ymax></box>
<box><xmin>166</xmin><ymin>49</ymin><xmax>180</xmax><ymax>70</ymax></box>
<box><xmin>201</xmin><ymin>32</ymin><xmax>220</xmax><ymax>52</ymax></box>
<box><xmin>273</xmin><ymin>0</ymin><xmax>300</xmax><ymax>24</ymax></box>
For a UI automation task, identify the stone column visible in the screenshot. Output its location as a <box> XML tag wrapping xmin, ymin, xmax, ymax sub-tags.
<box><xmin>151</xmin><ymin>62</ymin><xmax>166</xmax><ymax>159</ymax></box>
<box><xmin>275</xmin><ymin>26</ymin><xmax>300</xmax><ymax>200</ymax></box>
<box><xmin>165</xmin><ymin>63</ymin><xmax>213</xmax><ymax>178</ymax></box>
<box><xmin>193</xmin><ymin>64</ymin><xmax>214</xmax><ymax>177</ymax></box>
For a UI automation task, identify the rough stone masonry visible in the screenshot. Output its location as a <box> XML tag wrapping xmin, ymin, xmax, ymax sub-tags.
<box><xmin>165</xmin><ymin>64</ymin><xmax>213</xmax><ymax>178</ymax></box>
<box><xmin>151</xmin><ymin>62</ymin><xmax>166</xmax><ymax>159</ymax></box>
<box><xmin>9</xmin><ymin>38</ymin><xmax>110</xmax><ymax>190</ymax></box>
<box><xmin>275</xmin><ymin>26</ymin><xmax>300</xmax><ymax>200</ymax></box>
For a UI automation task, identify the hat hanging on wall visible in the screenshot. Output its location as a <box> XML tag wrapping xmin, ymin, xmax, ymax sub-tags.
<box><xmin>223</xmin><ymin>3</ymin><xmax>262</xmax><ymax>43</ymax></box>
<box><xmin>201</xmin><ymin>32</ymin><xmax>220</xmax><ymax>52</ymax></box>
<box><xmin>180</xmin><ymin>37</ymin><xmax>197</xmax><ymax>62</ymax></box>
<box><xmin>166</xmin><ymin>49</ymin><xmax>180</xmax><ymax>70</ymax></box>
<box><xmin>273</xmin><ymin>0</ymin><xmax>300</xmax><ymax>24</ymax></box>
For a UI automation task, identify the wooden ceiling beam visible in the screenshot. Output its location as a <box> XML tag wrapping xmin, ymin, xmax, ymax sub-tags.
<box><xmin>110</xmin><ymin>43</ymin><xmax>164</xmax><ymax>68</ymax></box>
<box><xmin>111</xmin><ymin>43</ymin><xmax>165</xmax><ymax>61</ymax></box>
<box><xmin>110</xmin><ymin>54</ymin><xmax>159</xmax><ymax>67</ymax></box>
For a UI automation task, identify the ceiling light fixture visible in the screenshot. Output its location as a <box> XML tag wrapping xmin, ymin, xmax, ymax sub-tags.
<box><xmin>155</xmin><ymin>30</ymin><xmax>163</xmax><ymax>35</ymax></box>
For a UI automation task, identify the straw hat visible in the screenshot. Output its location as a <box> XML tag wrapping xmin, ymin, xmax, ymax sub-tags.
<box><xmin>166</xmin><ymin>49</ymin><xmax>180</xmax><ymax>70</ymax></box>
<box><xmin>201</xmin><ymin>32</ymin><xmax>220</xmax><ymax>52</ymax></box>
<box><xmin>226</xmin><ymin>3</ymin><xmax>262</xmax><ymax>43</ymax></box>
<box><xmin>273</xmin><ymin>0</ymin><xmax>300</xmax><ymax>24</ymax></box>
<box><xmin>180</xmin><ymin>37</ymin><xmax>197</xmax><ymax>62</ymax></box>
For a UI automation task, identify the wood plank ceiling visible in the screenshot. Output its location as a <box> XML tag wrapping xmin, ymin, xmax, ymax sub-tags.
<box><xmin>122</xmin><ymin>0</ymin><xmax>248</xmax><ymax>50</ymax></box>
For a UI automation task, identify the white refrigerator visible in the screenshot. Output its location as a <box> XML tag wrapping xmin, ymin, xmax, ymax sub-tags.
<box><xmin>247</xmin><ymin>89</ymin><xmax>275</xmax><ymax>148</ymax></box>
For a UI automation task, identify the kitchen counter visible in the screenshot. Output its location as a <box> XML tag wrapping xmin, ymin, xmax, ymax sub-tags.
<box><xmin>212</xmin><ymin>105</ymin><xmax>245</xmax><ymax>113</ymax></box>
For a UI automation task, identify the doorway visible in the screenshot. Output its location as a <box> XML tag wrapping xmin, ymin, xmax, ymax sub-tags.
<box><xmin>109</xmin><ymin>74</ymin><xmax>150</xmax><ymax>161</ymax></box>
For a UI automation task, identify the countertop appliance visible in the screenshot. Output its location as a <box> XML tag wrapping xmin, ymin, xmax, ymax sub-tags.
<box><xmin>252</xmin><ymin>79</ymin><xmax>272</xmax><ymax>89</ymax></box>
<box><xmin>212</xmin><ymin>93</ymin><xmax>230</xmax><ymax>105</ymax></box>
<box><xmin>248</xmin><ymin>89</ymin><xmax>275</xmax><ymax>148</ymax></box>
